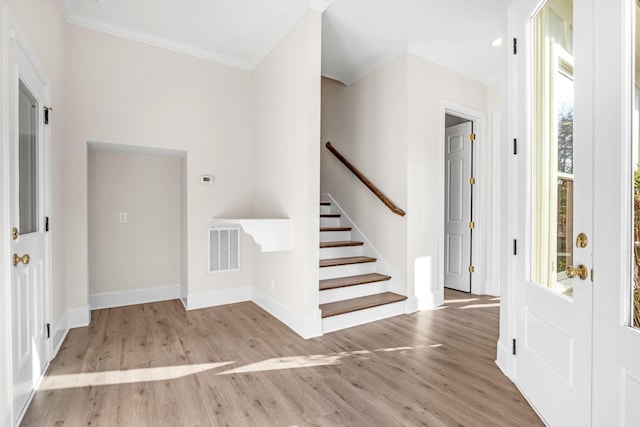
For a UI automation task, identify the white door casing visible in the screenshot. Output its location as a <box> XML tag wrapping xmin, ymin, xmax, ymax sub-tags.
<box><xmin>444</xmin><ymin>121</ymin><xmax>473</xmax><ymax>292</ymax></box>
<box><xmin>510</xmin><ymin>0</ymin><xmax>593</xmax><ymax>425</ymax></box>
<box><xmin>7</xmin><ymin>15</ymin><xmax>52</xmax><ymax>424</ymax></box>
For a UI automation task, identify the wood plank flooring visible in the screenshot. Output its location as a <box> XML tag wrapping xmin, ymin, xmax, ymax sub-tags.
<box><xmin>21</xmin><ymin>290</ymin><xmax>542</xmax><ymax>426</ymax></box>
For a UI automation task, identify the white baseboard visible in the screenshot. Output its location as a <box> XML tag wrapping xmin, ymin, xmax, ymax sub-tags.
<box><xmin>52</xmin><ymin>313</ymin><xmax>70</xmax><ymax>357</ymax></box>
<box><xmin>67</xmin><ymin>305</ymin><xmax>91</xmax><ymax>329</ymax></box>
<box><xmin>252</xmin><ymin>288</ymin><xmax>322</xmax><ymax>339</ymax></box>
<box><xmin>185</xmin><ymin>286</ymin><xmax>252</xmax><ymax>310</ymax></box>
<box><xmin>1</xmin><ymin>404</ymin><xmax>10</xmax><ymax>427</ymax></box>
<box><xmin>495</xmin><ymin>338</ymin><xmax>513</xmax><ymax>379</ymax></box>
<box><xmin>484</xmin><ymin>280</ymin><xmax>500</xmax><ymax>297</ymax></box>
<box><xmin>49</xmin><ymin>305</ymin><xmax>89</xmax><ymax>360</ymax></box>
<box><xmin>89</xmin><ymin>285</ymin><xmax>180</xmax><ymax>310</ymax></box>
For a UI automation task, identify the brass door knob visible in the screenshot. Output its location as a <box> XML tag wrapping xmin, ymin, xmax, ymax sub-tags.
<box><xmin>13</xmin><ymin>253</ymin><xmax>30</xmax><ymax>267</ymax></box>
<box><xmin>566</xmin><ymin>264</ymin><xmax>588</xmax><ymax>280</ymax></box>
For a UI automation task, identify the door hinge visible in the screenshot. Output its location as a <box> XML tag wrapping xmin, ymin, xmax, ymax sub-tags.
<box><xmin>513</xmin><ymin>138</ymin><xmax>518</xmax><ymax>155</ymax></box>
<box><xmin>513</xmin><ymin>38</ymin><xmax>517</xmax><ymax>55</ymax></box>
<box><xmin>513</xmin><ymin>239</ymin><xmax>517</xmax><ymax>255</ymax></box>
<box><xmin>46</xmin><ymin>323</ymin><xmax>51</xmax><ymax>339</ymax></box>
<box><xmin>469</xmin><ymin>177</ymin><xmax>476</xmax><ymax>185</ymax></box>
<box><xmin>45</xmin><ymin>216</ymin><xmax>50</xmax><ymax>232</ymax></box>
<box><xmin>512</xmin><ymin>338</ymin><xmax>517</xmax><ymax>355</ymax></box>
<box><xmin>469</xmin><ymin>221</ymin><xmax>475</xmax><ymax>229</ymax></box>
<box><xmin>468</xmin><ymin>265</ymin><xmax>475</xmax><ymax>273</ymax></box>
<box><xmin>470</xmin><ymin>133</ymin><xmax>476</xmax><ymax>142</ymax></box>
<box><xmin>44</xmin><ymin>107</ymin><xmax>52</xmax><ymax>125</ymax></box>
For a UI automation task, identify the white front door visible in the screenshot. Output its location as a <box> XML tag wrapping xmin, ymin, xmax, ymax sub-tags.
<box><xmin>444</xmin><ymin>121</ymin><xmax>473</xmax><ymax>292</ymax></box>
<box><xmin>511</xmin><ymin>0</ymin><xmax>593</xmax><ymax>425</ymax></box>
<box><xmin>590</xmin><ymin>0</ymin><xmax>640</xmax><ymax>425</ymax></box>
<box><xmin>8</xmin><ymin>23</ymin><xmax>51</xmax><ymax>423</ymax></box>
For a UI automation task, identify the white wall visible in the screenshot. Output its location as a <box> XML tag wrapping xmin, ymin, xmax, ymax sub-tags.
<box><xmin>88</xmin><ymin>149</ymin><xmax>182</xmax><ymax>297</ymax></box>
<box><xmin>252</xmin><ymin>9</ymin><xmax>322</xmax><ymax>338</ymax></box>
<box><xmin>320</xmin><ymin>55</ymin><xmax>409</xmax><ymax>286</ymax></box>
<box><xmin>64</xmin><ymin>25</ymin><xmax>255</xmax><ymax>309</ymax></box>
<box><xmin>407</xmin><ymin>53</ymin><xmax>488</xmax><ymax>305</ymax></box>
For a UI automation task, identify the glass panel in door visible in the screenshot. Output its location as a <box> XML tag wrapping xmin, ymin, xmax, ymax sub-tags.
<box><xmin>531</xmin><ymin>0</ymin><xmax>575</xmax><ymax>296</ymax></box>
<box><xmin>18</xmin><ymin>80</ymin><xmax>39</xmax><ymax>235</ymax></box>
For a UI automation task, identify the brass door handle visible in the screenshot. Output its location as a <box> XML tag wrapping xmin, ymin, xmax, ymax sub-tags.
<box><xmin>566</xmin><ymin>264</ymin><xmax>587</xmax><ymax>280</ymax></box>
<box><xmin>13</xmin><ymin>253</ymin><xmax>30</xmax><ymax>267</ymax></box>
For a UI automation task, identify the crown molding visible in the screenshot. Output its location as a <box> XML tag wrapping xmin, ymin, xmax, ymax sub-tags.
<box><xmin>65</xmin><ymin>13</ymin><xmax>253</xmax><ymax>70</ymax></box>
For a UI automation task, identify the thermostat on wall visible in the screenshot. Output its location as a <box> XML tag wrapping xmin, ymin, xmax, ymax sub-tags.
<box><xmin>201</xmin><ymin>175</ymin><xmax>215</xmax><ymax>185</ymax></box>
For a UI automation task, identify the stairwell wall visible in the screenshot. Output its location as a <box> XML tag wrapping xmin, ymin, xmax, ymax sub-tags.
<box><xmin>251</xmin><ymin>9</ymin><xmax>322</xmax><ymax>338</ymax></box>
<box><xmin>320</xmin><ymin>56</ymin><xmax>409</xmax><ymax>288</ymax></box>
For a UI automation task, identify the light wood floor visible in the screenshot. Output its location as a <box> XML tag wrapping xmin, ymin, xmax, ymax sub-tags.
<box><xmin>22</xmin><ymin>290</ymin><xmax>542</xmax><ymax>426</ymax></box>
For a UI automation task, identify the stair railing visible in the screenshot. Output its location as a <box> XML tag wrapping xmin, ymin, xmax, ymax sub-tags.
<box><xmin>325</xmin><ymin>142</ymin><xmax>406</xmax><ymax>217</ymax></box>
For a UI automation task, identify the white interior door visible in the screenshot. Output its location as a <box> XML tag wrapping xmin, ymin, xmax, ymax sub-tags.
<box><xmin>9</xmin><ymin>23</ymin><xmax>50</xmax><ymax>423</ymax></box>
<box><xmin>444</xmin><ymin>122</ymin><xmax>472</xmax><ymax>292</ymax></box>
<box><xmin>511</xmin><ymin>0</ymin><xmax>593</xmax><ymax>425</ymax></box>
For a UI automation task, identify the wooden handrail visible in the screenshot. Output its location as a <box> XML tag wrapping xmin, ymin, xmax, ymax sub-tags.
<box><xmin>325</xmin><ymin>142</ymin><xmax>406</xmax><ymax>217</ymax></box>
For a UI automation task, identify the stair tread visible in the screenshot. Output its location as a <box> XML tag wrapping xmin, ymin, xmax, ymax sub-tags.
<box><xmin>320</xmin><ymin>202</ymin><xmax>331</xmax><ymax>206</ymax></box>
<box><xmin>320</xmin><ymin>227</ymin><xmax>352</xmax><ymax>232</ymax></box>
<box><xmin>320</xmin><ymin>256</ymin><xmax>376</xmax><ymax>268</ymax></box>
<box><xmin>320</xmin><ymin>240</ymin><xmax>364</xmax><ymax>248</ymax></box>
<box><xmin>320</xmin><ymin>273</ymin><xmax>392</xmax><ymax>291</ymax></box>
<box><xmin>320</xmin><ymin>214</ymin><xmax>341</xmax><ymax>218</ymax></box>
<box><xmin>320</xmin><ymin>292</ymin><xmax>407</xmax><ymax>318</ymax></box>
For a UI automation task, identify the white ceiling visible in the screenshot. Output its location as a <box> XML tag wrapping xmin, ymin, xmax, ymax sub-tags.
<box><xmin>61</xmin><ymin>0</ymin><xmax>510</xmax><ymax>85</ymax></box>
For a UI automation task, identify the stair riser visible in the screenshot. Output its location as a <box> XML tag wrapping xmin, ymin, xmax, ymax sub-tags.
<box><xmin>322</xmin><ymin>300</ymin><xmax>406</xmax><ymax>334</ymax></box>
<box><xmin>320</xmin><ymin>217</ymin><xmax>341</xmax><ymax>228</ymax></box>
<box><xmin>319</xmin><ymin>262</ymin><xmax>376</xmax><ymax>280</ymax></box>
<box><xmin>320</xmin><ymin>205</ymin><xmax>332</xmax><ymax>215</ymax></box>
<box><xmin>319</xmin><ymin>230</ymin><xmax>351</xmax><ymax>242</ymax></box>
<box><xmin>320</xmin><ymin>281</ymin><xmax>390</xmax><ymax>304</ymax></box>
<box><xmin>320</xmin><ymin>246</ymin><xmax>363</xmax><ymax>259</ymax></box>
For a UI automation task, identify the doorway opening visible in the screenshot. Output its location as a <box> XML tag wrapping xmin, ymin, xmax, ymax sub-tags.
<box><xmin>87</xmin><ymin>142</ymin><xmax>186</xmax><ymax>309</ymax></box>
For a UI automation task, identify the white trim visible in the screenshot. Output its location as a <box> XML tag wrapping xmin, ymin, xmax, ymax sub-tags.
<box><xmin>253</xmin><ymin>288</ymin><xmax>322</xmax><ymax>339</ymax></box>
<box><xmin>185</xmin><ymin>286</ymin><xmax>252</xmax><ymax>311</ymax></box>
<box><xmin>65</xmin><ymin>14</ymin><xmax>252</xmax><ymax>70</ymax></box>
<box><xmin>52</xmin><ymin>312</ymin><xmax>69</xmax><ymax>358</ymax></box>
<box><xmin>66</xmin><ymin>306</ymin><xmax>91</xmax><ymax>329</ymax></box>
<box><xmin>89</xmin><ymin>285</ymin><xmax>181</xmax><ymax>310</ymax></box>
<box><xmin>495</xmin><ymin>338</ymin><xmax>513</xmax><ymax>379</ymax></box>
<box><xmin>322</xmin><ymin>300</ymin><xmax>406</xmax><ymax>334</ymax></box>
<box><xmin>439</xmin><ymin>102</ymin><xmax>487</xmax><ymax>297</ymax></box>
<box><xmin>0</xmin><ymin>404</ymin><xmax>10</xmax><ymax>427</ymax></box>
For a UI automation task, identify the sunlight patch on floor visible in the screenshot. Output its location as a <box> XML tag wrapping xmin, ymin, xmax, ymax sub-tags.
<box><xmin>458</xmin><ymin>303</ymin><xmax>501</xmax><ymax>309</ymax></box>
<box><xmin>445</xmin><ymin>298</ymin><xmax>479</xmax><ymax>304</ymax></box>
<box><xmin>39</xmin><ymin>362</ymin><xmax>235</xmax><ymax>390</ymax></box>
<box><xmin>217</xmin><ymin>345</ymin><xmax>442</xmax><ymax>375</ymax></box>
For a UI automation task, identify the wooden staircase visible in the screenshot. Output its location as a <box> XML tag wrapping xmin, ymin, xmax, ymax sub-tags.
<box><xmin>319</xmin><ymin>199</ymin><xmax>407</xmax><ymax>333</ymax></box>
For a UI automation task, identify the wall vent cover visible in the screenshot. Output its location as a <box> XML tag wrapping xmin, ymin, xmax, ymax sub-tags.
<box><xmin>208</xmin><ymin>227</ymin><xmax>240</xmax><ymax>273</ymax></box>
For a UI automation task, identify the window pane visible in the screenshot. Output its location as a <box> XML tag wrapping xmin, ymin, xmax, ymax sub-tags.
<box><xmin>531</xmin><ymin>0</ymin><xmax>574</xmax><ymax>297</ymax></box>
<box><xmin>18</xmin><ymin>81</ymin><xmax>38</xmax><ymax>235</ymax></box>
